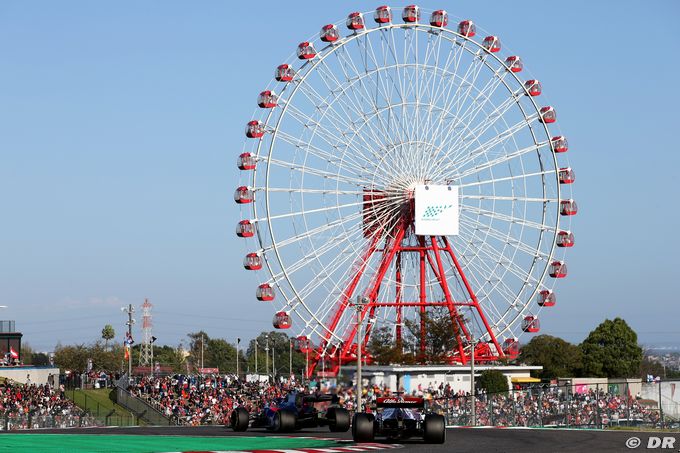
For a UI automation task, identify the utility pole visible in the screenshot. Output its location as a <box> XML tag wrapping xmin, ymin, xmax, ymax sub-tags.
<box><xmin>236</xmin><ymin>338</ymin><xmax>240</xmax><ymax>378</ymax></box>
<box><xmin>122</xmin><ymin>304</ymin><xmax>135</xmax><ymax>381</ymax></box>
<box><xmin>471</xmin><ymin>336</ymin><xmax>477</xmax><ymax>427</ymax></box>
<box><xmin>255</xmin><ymin>340</ymin><xmax>258</xmax><ymax>374</ymax></box>
<box><xmin>265</xmin><ymin>335</ymin><xmax>270</xmax><ymax>382</ymax></box>
<box><xmin>201</xmin><ymin>334</ymin><xmax>204</xmax><ymax>373</ymax></box>
<box><xmin>289</xmin><ymin>338</ymin><xmax>293</xmax><ymax>378</ymax></box>
<box><xmin>272</xmin><ymin>339</ymin><xmax>276</xmax><ymax>379</ymax></box>
<box><xmin>354</xmin><ymin>295</ymin><xmax>369</xmax><ymax>413</ymax></box>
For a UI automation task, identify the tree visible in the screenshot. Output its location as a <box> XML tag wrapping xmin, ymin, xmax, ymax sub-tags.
<box><xmin>519</xmin><ymin>335</ymin><xmax>582</xmax><ymax>379</ymax></box>
<box><xmin>246</xmin><ymin>331</ymin><xmax>306</xmax><ymax>376</ymax></box>
<box><xmin>53</xmin><ymin>343</ymin><xmax>90</xmax><ymax>372</ymax></box>
<box><xmin>101</xmin><ymin>325</ymin><xmax>115</xmax><ymax>350</ymax></box>
<box><xmin>580</xmin><ymin>318</ymin><xmax>642</xmax><ymax>378</ymax></box>
<box><xmin>154</xmin><ymin>344</ymin><xmax>188</xmax><ymax>373</ymax></box>
<box><xmin>404</xmin><ymin>307</ymin><xmax>458</xmax><ymax>363</ymax></box>
<box><xmin>476</xmin><ymin>369</ymin><xmax>509</xmax><ymax>395</ymax></box>
<box><xmin>368</xmin><ymin>326</ymin><xmax>412</xmax><ymax>365</ymax></box>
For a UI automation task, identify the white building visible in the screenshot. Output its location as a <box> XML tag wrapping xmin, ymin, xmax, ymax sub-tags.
<box><xmin>351</xmin><ymin>364</ymin><xmax>542</xmax><ymax>394</ymax></box>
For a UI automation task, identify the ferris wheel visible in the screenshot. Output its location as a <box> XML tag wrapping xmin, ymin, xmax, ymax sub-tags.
<box><xmin>235</xmin><ymin>5</ymin><xmax>575</xmax><ymax>377</ymax></box>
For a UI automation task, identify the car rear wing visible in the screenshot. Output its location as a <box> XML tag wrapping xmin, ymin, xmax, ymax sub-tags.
<box><xmin>376</xmin><ymin>397</ymin><xmax>425</xmax><ymax>408</ymax></box>
<box><xmin>303</xmin><ymin>394</ymin><xmax>340</xmax><ymax>404</ymax></box>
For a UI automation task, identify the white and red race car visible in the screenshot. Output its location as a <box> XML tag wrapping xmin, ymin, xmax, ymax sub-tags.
<box><xmin>352</xmin><ymin>395</ymin><xmax>446</xmax><ymax>443</ymax></box>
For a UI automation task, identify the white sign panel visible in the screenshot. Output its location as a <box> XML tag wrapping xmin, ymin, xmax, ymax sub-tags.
<box><xmin>414</xmin><ymin>185</ymin><xmax>459</xmax><ymax>236</ymax></box>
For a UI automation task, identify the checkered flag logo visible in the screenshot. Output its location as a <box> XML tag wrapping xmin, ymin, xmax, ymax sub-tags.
<box><xmin>422</xmin><ymin>204</ymin><xmax>453</xmax><ymax>219</ymax></box>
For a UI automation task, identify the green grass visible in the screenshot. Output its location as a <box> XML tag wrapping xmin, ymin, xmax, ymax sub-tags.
<box><xmin>0</xmin><ymin>434</ymin><xmax>349</xmax><ymax>453</ymax></box>
<box><xmin>67</xmin><ymin>389</ymin><xmax>139</xmax><ymax>426</ymax></box>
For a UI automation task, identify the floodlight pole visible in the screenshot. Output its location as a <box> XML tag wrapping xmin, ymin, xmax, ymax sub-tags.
<box><xmin>354</xmin><ymin>295</ymin><xmax>369</xmax><ymax>413</ymax></box>
<box><xmin>122</xmin><ymin>304</ymin><xmax>135</xmax><ymax>381</ymax></box>
<box><xmin>471</xmin><ymin>336</ymin><xmax>477</xmax><ymax>427</ymax></box>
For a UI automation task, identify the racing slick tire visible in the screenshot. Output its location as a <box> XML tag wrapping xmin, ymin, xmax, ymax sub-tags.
<box><xmin>230</xmin><ymin>407</ymin><xmax>249</xmax><ymax>432</ymax></box>
<box><xmin>327</xmin><ymin>408</ymin><xmax>350</xmax><ymax>432</ymax></box>
<box><xmin>352</xmin><ymin>413</ymin><xmax>375</xmax><ymax>442</ymax></box>
<box><xmin>273</xmin><ymin>410</ymin><xmax>297</xmax><ymax>433</ymax></box>
<box><xmin>423</xmin><ymin>414</ymin><xmax>446</xmax><ymax>444</ymax></box>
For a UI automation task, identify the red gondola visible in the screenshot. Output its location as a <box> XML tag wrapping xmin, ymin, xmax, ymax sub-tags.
<box><xmin>402</xmin><ymin>5</ymin><xmax>420</xmax><ymax>23</ymax></box>
<box><xmin>503</xmin><ymin>338</ymin><xmax>520</xmax><ymax>356</ymax></box>
<box><xmin>457</xmin><ymin>20</ymin><xmax>475</xmax><ymax>37</ymax></box>
<box><xmin>551</xmin><ymin>136</ymin><xmax>568</xmax><ymax>153</ymax></box>
<box><xmin>245</xmin><ymin>120</ymin><xmax>265</xmax><ymax>138</ymax></box>
<box><xmin>374</xmin><ymin>5</ymin><xmax>392</xmax><ymax>24</ymax></box>
<box><xmin>524</xmin><ymin>80</ymin><xmax>542</xmax><ymax>97</ymax></box>
<box><xmin>429</xmin><ymin>10</ymin><xmax>448</xmax><ymax>27</ymax></box>
<box><xmin>549</xmin><ymin>261</ymin><xmax>567</xmax><ymax>278</ymax></box>
<box><xmin>320</xmin><ymin>24</ymin><xmax>340</xmax><ymax>43</ymax></box>
<box><xmin>275</xmin><ymin>64</ymin><xmax>295</xmax><ymax>82</ymax></box>
<box><xmin>256</xmin><ymin>283</ymin><xmax>275</xmax><ymax>301</ymax></box>
<box><xmin>556</xmin><ymin>230</ymin><xmax>575</xmax><ymax>247</ymax></box>
<box><xmin>505</xmin><ymin>56</ymin><xmax>523</xmax><ymax>73</ymax></box>
<box><xmin>559</xmin><ymin>167</ymin><xmax>575</xmax><ymax>184</ymax></box>
<box><xmin>522</xmin><ymin>316</ymin><xmax>540</xmax><ymax>333</ymax></box>
<box><xmin>236</xmin><ymin>220</ymin><xmax>255</xmax><ymax>238</ymax></box>
<box><xmin>295</xmin><ymin>335</ymin><xmax>311</xmax><ymax>352</ymax></box>
<box><xmin>539</xmin><ymin>106</ymin><xmax>556</xmax><ymax>124</ymax></box>
<box><xmin>297</xmin><ymin>42</ymin><xmax>317</xmax><ymax>60</ymax></box>
<box><xmin>234</xmin><ymin>186</ymin><xmax>254</xmax><ymax>204</ymax></box>
<box><xmin>538</xmin><ymin>290</ymin><xmax>556</xmax><ymax>307</ymax></box>
<box><xmin>347</xmin><ymin>12</ymin><xmax>365</xmax><ymax>30</ymax></box>
<box><xmin>482</xmin><ymin>36</ymin><xmax>501</xmax><ymax>52</ymax></box>
<box><xmin>560</xmin><ymin>199</ymin><xmax>578</xmax><ymax>216</ymax></box>
<box><xmin>244</xmin><ymin>253</ymin><xmax>262</xmax><ymax>270</ymax></box>
<box><xmin>257</xmin><ymin>90</ymin><xmax>278</xmax><ymax>108</ymax></box>
<box><xmin>273</xmin><ymin>311</ymin><xmax>292</xmax><ymax>329</ymax></box>
<box><xmin>237</xmin><ymin>152</ymin><xmax>256</xmax><ymax>171</ymax></box>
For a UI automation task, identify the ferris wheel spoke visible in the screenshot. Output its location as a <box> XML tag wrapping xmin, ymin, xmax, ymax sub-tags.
<box><xmin>274</xmin><ymin>130</ymin><xmax>374</xmax><ymax>179</ymax></box>
<box><xmin>436</xmin><ymin>70</ymin><xmax>510</xmax><ymax>155</ymax></box>
<box><xmin>455</xmin><ymin>140</ymin><xmax>549</xmax><ymax>180</ymax></box>
<box><xmin>459</xmin><ymin>170</ymin><xmax>555</xmax><ymax>188</ymax></box>
<box><xmin>308</xmin><ymin>60</ymin><xmax>390</xmax><ymax>159</ymax></box>
<box><xmin>323</xmin><ymin>49</ymin><xmax>395</xmax><ymax>149</ymax></box>
<box><xmin>459</xmin><ymin>214</ymin><xmax>550</xmax><ymax>261</ymax></box>
<box><xmin>442</xmin><ymin>94</ymin><xmax>525</xmax><ymax>167</ymax></box>
<box><xmin>461</xmin><ymin>194</ymin><xmax>556</xmax><ymax>203</ymax></box>
<box><xmin>461</xmin><ymin>225</ymin><xmax>541</xmax><ymax>287</ymax></box>
<box><xmin>459</xmin><ymin>204</ymin><xmax>555</xmax><ymax>232</ymax></box>
<box><xmin>266</xmin><ymin>156</ymin><xmax>369</xmax><ymax>187</ymax></box>
<box><xmin>292</xmin><ymin>80</ymin><xmax>401</xmax><ymax>176</ymax></box>
<box><xmin>428</xmin><ymin>48</ymin><xmax>485</xmax><ymax>149</ymax></box>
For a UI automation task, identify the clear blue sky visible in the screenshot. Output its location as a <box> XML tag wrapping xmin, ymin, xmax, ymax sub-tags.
<box><xmin>1</xmin><ymin>1</ymin><xmax>678</xmax><ymax>352</ymax></box>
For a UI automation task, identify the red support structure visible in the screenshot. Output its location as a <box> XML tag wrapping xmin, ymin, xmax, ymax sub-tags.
<box><xmin>306</xmin><ymin>198</ymin><xmax>506</xmax><ymax>378</ymax></box>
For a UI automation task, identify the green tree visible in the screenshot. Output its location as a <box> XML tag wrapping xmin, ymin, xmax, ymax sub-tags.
<box><xmin>246</xmin><ymin>331</ymin><xmax>306</xmax><ymax>377</ymax></box>
<box><xmin>519</xmin><ymin>335</ymin><xmax>582</xmax><ymax>379</ymax></box>
<box><xmin>368</xmin><ymin>326</ymin><xmax>412</xmax><ymax>365</ymax></box>
<box><xmin>476</xmin><ymin>369</ymin><xmax>509</xmax><ymax>395</ymax></box>
<box><xmin>154</xmin><ymin>344</ymin><xmax>188</xmax><ymax>373</ymax></box>
<box><xmin>101</xmin><ymin>325</ymin><xmax>115</xmax><ymax>350</ymax></box>
<box><xmin>53</xmin><ymin>343</ymin><xmax>90</xmax><ymax>372</ymax></box>
<box><xmin>580</xmin><ymin>318</ymin><xmax>642</xmax><ymax>378</ymax></box>
<box><xmin>404</xmin><ymin>307</ymin><xmax>459</xmax><ymax>363</ymax></box>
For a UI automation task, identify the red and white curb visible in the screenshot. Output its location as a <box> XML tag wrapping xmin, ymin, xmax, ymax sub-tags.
<box><xmin>165</xmin><ymin>437</ymin><xmax>403</xmax><ymax>453</ymax></box>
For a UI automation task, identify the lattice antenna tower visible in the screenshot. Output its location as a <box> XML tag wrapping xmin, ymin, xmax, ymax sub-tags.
<box><xmin>139</xmin><ymin>298</ymin><xmax>153</xmax><ymax>366</ymax></box>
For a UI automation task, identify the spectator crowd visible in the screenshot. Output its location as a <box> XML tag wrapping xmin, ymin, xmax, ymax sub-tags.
<box><xmin>0</xmin><ymin>381</ymin><xmax>97</xmax><ymax>429</ymax></box>
<box><xmin>129</xmin><ymin>375</ymin><xmax>663</xmax><ymax>429</ymax></box>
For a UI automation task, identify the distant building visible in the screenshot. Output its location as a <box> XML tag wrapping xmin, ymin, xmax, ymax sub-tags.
<box><xmin>0</xmin><ymin>320</ymin><xmax>22</xmax><ymax>365</ymax></box>
<box><xmin>346</xmin><ymin>364</ymin><xmax>543</xmax><ymax>394</ymax></box>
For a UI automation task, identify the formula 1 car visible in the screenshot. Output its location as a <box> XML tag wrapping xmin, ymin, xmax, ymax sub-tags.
<box><xmin>230</xmin><ymin>391</ymin><xmax>350</xmax><ymax>433</ymax></box>
<box><xmin>352</xmin><ymin>395</ymin><xmax>446</xmax><ymax>443</ymax></box>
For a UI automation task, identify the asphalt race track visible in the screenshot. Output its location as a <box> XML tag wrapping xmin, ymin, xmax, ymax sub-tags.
<box><xmin>3</xmin><ymin>425</ymin><xmax>671</xmax><ymax>453</ymax></box>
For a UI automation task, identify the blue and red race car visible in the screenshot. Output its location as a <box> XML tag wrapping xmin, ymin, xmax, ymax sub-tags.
<box><xmin>230</xmin><ymin>391</ymin><xmax>350</xmax><ymax>433</ymax></box>
<box><xmin>352</xmin><ymin>395</ymin><xmax>446</xmax><ymax>443</ymax></box>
